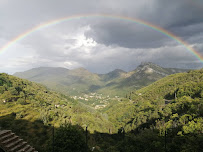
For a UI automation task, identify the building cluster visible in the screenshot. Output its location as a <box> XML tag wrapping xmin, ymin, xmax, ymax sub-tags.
<box><xmin>72</xmin><ymin>93</ymin><xmax>121</xmax><ymax>109</ymax></box>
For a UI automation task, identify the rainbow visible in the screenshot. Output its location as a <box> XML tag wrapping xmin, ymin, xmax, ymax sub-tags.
<box><xmin>0</xmin><ymin>14</ymin><xmax>203</xmax><ymax>63</ymax></box>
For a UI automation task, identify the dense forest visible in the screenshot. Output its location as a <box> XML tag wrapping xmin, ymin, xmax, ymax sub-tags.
<box><xmin>0</xmin><ymin>69</ymin><xmax>202</xmax><ymax>152</ymax></box>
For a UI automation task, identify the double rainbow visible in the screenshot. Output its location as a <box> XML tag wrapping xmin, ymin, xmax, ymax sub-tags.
<box><xmin>0</xmin><ymin>14</ymin><xmax>203</xmax><ymax>63</ymax></box>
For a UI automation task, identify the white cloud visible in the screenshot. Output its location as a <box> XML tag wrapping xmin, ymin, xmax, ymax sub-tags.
<box><xmin>63</xmin><ymin>61</ymin><xmax>82</xmax><ymax>69</ymax></box>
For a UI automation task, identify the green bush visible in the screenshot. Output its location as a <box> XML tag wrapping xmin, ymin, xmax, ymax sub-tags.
<box><xmin>48</xmin><ymin>124</ymin><xmax>89</xmax><ymax>152</ymax></box>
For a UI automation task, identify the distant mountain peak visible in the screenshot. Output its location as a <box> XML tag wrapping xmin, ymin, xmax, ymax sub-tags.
<box><xmin>14</xmin><ymin>66</ymin><xmax>70</xmax><ymax>82</ymax></box>
<box><xmin>68</xmin><ymin>67</ymin><xmax>95</xmax><ymax>77</ymax></box>
<box><xmin>110</xmin><ymin>69</ymin><xmax>126</xmax><ymax>74</ymax></box>
<box><xmin>140</xmin><ymin>62</ymin><xmax>155</xmax><ymax>65</ymax></box>
<box><xmin>71</xmin><ymin>67</ymin><xmax>90</xmax><ymax>73</ymax></box>
<box><xmin>101</xmin><ymin>69</ymin><xmax>127</xmax><ymax>81</ymax></box>
<box><xmin>32</xmin><ymin>66</ymin><xmax>68</xmax><ymax>70</ymax></box>
<box><xmin>139</xmin><ymin>62</ymin><xmax>160</xmax><ymax>68</ymax></box>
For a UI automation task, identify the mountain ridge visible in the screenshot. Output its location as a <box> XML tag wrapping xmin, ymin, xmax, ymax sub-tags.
<box><xmin>14</xmin><ymin>62</ymin><xmax>190</xmax><ymax>96</ymax></box>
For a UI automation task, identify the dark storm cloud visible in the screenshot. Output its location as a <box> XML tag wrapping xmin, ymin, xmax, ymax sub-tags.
<box><xmin>0</xmin><ymin>0</ymin><xmax>203</xmax><ymax>74</ymax></box>
<box><xmin>85</xmin><ymin>20</ymin><xmax>169</xmax><ymax>49</ymax></box>
<box><xmin>0</xmin><ymin>0</ymin><xmax>106</xmax><ymax>39</ymax></box>
<box><xmin>2</xmin><ymin>0</ymin><xmax>203</xmax><ymax>48</ymax></box>
<box><xmin>84</xmin><ymin>0</ymin><xmax>203</xmax><ymax>49</ymax></box>
<box><xmin>153</xmin><ymin>0</ymin><xmax>203</xmax><ymax>41</ymax></box>
<box><xmin>155</xmin><ymin>0</ymin><xmax>203</xmax><ymax>28</ymax></box>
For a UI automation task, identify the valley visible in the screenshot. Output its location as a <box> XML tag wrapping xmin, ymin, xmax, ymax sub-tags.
<box><xmin>0</xmin><ymin>65</ymin><xmax>202</xmax><ymax>152</ymax></box>
<box><xmin>14</xmin><ymin>62</ymin><xmax>189</xmax><ymax>110</ymax></box>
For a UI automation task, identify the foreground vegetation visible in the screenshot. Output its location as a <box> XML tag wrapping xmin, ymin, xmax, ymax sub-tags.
<box><xmin>0</xmin><ymin>69</ymin><xmax>202</xmax><ymax>151</ymax></box>
<box><xmin>0</xmin><ymin>73</ymin><xmax>113</xmax><ymax>151</ymax></box>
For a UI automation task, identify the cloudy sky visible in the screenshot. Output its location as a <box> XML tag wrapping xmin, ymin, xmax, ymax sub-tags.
<box><xmin>0</xmin><ymin>0</ymin><xmax>203</xmax><ymax>74</ymax></box>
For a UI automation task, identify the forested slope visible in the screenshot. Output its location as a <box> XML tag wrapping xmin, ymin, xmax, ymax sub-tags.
<box><xmin>91</xmin><ymin>69</ymin><xmax>202</xmax><ymax>152</ymax></box>
<box><xmin>0</xmin><ymin>73</ymin><xmax>113</xmax><ymax>151</ymax></box>
<box><xmin>106</xmin><ymin>69</ymin><xmax>203</xmax><ymax>134</ymax></box>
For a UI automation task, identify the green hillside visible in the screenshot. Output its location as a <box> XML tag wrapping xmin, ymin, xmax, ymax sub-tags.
<box><xmin>15</xmin><ymin>67</ymin><xmax>102</xmax><ymax>96</ymax></box>
<box><xmin>86</xmin><ymin>69</ymin><xmax>202</xmax><ymax>152</ymax></box>
<box><xmin>105</xmin><ymin>69</ymin><xmax>203</xmax><ymax>133</ymax></box>
<box><xmin>0</xmin><ymin>73</ymin><xmax>114</xmax><ymax>151</ymax></box>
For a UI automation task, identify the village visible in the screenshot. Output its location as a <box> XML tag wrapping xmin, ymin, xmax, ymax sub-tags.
<box><xmin>72</xmin><ymin>93</ymin><xmax>121</xmax><ymax>109</ymax></box>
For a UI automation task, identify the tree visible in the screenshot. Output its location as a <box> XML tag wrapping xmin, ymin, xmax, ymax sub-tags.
<box><xmin>8</xmin><ymin>87</ymin><xmax>18</xmax><ymax>96</ymax></box>
<box><xmin>1</xmin><ymin>91</ymin><xmax>13</xmax><ymax>101</ymax></box>
<box><xmin>50</xmin><ymin>124</ymin><xmax>89</xmax><ymax>152</ymax></box>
